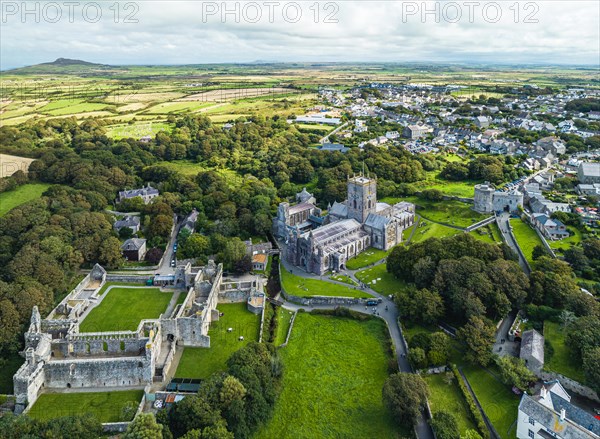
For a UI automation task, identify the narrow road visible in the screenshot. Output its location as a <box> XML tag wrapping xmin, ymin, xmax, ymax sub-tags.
<box><xmin>158</xmin><ymin>214</ymin><xmax>182</xmax><ymax>274</ymax></box>
<box><xmin>320</xmin><ymin>122</ymin><xmax>348</xmax><ymax>144</ymax></box>
<box><xmin>496</xmin><ymin>212</ymin><xmax>530</xmax><ymax>274</ymax></box>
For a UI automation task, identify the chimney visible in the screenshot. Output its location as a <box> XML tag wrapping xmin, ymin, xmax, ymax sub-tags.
<box><xmin>560</xmin><ymin>408</ymin><xmax>566</xmax><ymax>422</ymax></box>
<box><xmin>540</xmin><ymin>386</ymin><xmax>547</xmax><ymax>398</ymax></box>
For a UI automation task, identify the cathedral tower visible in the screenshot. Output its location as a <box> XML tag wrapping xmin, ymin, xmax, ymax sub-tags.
<box><xmin>347</xmin><ymin>174</ymin><xmax>377</xmax><ymax>223</ymax></box>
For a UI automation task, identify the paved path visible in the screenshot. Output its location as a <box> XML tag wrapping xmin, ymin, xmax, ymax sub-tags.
<box><xmin>496</xmin><ymin>213</ymin><xmax>530</xmax><ymax>274</ymax></box>
<box><xmin>320</xmin><ymin>122</ymin><xmax>348</xmax><ymax>144</ymax></box>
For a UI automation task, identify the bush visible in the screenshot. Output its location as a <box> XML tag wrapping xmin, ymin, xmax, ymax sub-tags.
<box><xmin>451</xmin><ymin>365</ymin><xmax>489</xmax><ymax>439</ymax></box>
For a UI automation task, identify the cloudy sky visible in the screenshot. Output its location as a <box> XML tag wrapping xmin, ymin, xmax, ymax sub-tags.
<box><xmin>1</xmin><ymin>1</ymin><xmax>599</xmax><ymax>69</ymax></box>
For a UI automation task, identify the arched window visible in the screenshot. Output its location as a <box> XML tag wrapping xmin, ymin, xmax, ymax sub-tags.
<box><xmin>368</xmin><ymin>200</ymin><xmax>371</xmax><ymax>209</ymax></box>
<box><xmin>353</xmin><ymin>200</ymin><xmax>357</xmax><ymax>209</ymax></box>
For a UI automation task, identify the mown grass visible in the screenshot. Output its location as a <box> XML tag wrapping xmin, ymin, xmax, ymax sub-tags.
<box><xmin>280</xmin><ymin>265</ymin><xmax>372</xmax><ymax>298</ymax></box>
<box><xmin>329</xmin><ymin>273</ymin><xmax>357</xmax><ymax>285</ymax></box>
<box><xmin>470</xmin><ymin>223</ymin><xmax>502</xmax><ymax>244</ymax></box>
<box><xmin>27</xmin><ymin>390</ymin><xmax>144</xmax><ymax>423</ymax></box>
<box><xmin>0</xmin><ymin>183</ymin><xmax>51</xmax><ymax>217</ymax></box>
<box><xmin>175</xmin><ymin>303</ymin><xmax>261</xmax><ymax>379</ymax></box>
<box><xmin>425</xmin><ymin>373</ymin><xmax>477</xmax><ymax>435</ymax></box>
<box><xmin>255</xmin><ymin>313</ymin><xmax>407</xmax><ymax>438</ymax></box>
<box><xmin>409</xmin><ymin>220</ymin><xmax>462</xmax><ymax>243</ymax></box>
<box><xmin>461</xmin><ymin>365</ymin><xmax>520</xmax><ymax>439</ymax></box>
<box><xmin>543</xmin><ymin>321</ymin><xmax>585</xmax><ymax>383</ymax></box>
<box><xmin>510</xmin><ymin>218</ymin><xmax>543</xmax><ymax>263</ymax></box>
<box><xmin>79</xmin><ymin>287</ymin><xmax>174</xmax><ymax>332</ymax></box>
<box><xmin>355</xmin><ymin>264</ymin><xmax>408</xmax><ymax>296</ymax></box>
<box><xmin>346</xmin><ymin>248</ymin><xmax>389</xmax><ymax>270</ymax></box>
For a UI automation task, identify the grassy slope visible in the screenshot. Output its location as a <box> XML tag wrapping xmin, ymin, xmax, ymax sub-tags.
<box><xmin>410</xmin><ymin>221</ymin><xmax>462</xmax><ymax>243</ymax></box>
<box><xmin>346</xmin><ymin>248</ymin><xmax>389</xmax><ymax>270</ymax></box>
<box><xmin>355</xmin><ymin>264</ymin><xmax>408</xmax><ymax>296</ymax></box>
<box><xmin>0</xmin><ymin>183</ymin><xmax>50</xmax><ymax>217</ymax></box>
<box><xmin>510</xmin><ymin>218</ymin><xmax>543</xmax><ymax>263</ymax></box>
<box><xmin>461</xmin><ymin>365</ymin><xmax>520</xmax><ymax>439</ymax></box>
<box><xmin>280</xmin><ymin>265</ymin><xmax>372</xmax><ymax>298</ymax></box>
<box><xmin>255</xmin><ymin>313</ymin><xmax>407</xmax><ymax>438</ymax></box>
<box><xmin>274</xmin><ymin>307</ymin><xmax>294</xmax><ymax>346</ymax></box>
<box><xmin>543</xmin><ymin>321</ymin><xmax>585</xmax><ymax>383</ymax></box>
<box><xmin>175</xmin><ymin>303</ymin><xmax>261</xmax><ymax>378</ymax></box>
<box><xmin>80</xmin><ymin>287</ymin><xmax>173</xmax><ymax>332</ymax></box>
<box><xmin>27</xmin><ymin>390</ymin><xmax>144</xmax><ymax>422</ymax></box>
<box><xmin>425</xmin><ymin>373</ymin><xmax>477</xmax><ymax>435</ymax></box>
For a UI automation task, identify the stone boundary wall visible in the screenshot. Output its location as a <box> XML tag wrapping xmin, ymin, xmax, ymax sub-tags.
<box><xmin>281</xmin><ymin>289</ymin><xmax>364</xmax><ymax>306</ymax></box>
<box><xmin>279</xmin><ymin>311</ymin><xmax>297</xmax><ymax>348</ymax></box>
<box><xmin>257</xmin><ymin>302</ymin><xmax>266</xmax><ymax>343</ymax></box>
<box><xmin>465</xmin><ymin>215</ymin><xmax>496</xmax><ymax>232</ymax></box>
<box><xmin>105</xmin><ymin>274</ymin><xmax>149</xmax><ymax>284</ymax></box>
<box><xmin>218</xmin><ymin>290</ymin><xmax>248</xmax><ymax>303</ymax></box>
<box><xmin>539</xmin><ymin>371</ymin><xmax>599</xmax><ymax>402</ymax></box>
<box><xmin>101</xmin><ymin>386</ymin><xmax>148</xmax><ymax>433</ymax></box>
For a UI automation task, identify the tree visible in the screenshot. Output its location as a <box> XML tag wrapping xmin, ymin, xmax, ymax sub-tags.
<box><xmin>220</xmin><ymin>375</ymin><xmax>247</xmax><ymax>409</ymax></box>
<box><xmin>148</xmin><ymin>214</ymin><xmax>173</xmax><ymax>239</ymax></box>
<box><xmin>429</xmin><ymin>411</ymin><xmax>460</xmax><ymax>439</ymax></box>
<box><xmin>566</xmin><ymin>316</ymin><xmax>600</xmax><ymax>360</ymax></box>
<box><xmin>457</xmin><ymin>316</ymin><xmax>496</xmax><ymax>366</ymax></box>
<box><xmin>382</xmin><ymin>372</ymin><xmax>429</xmax><ymax>426</ymax></box>
<box><xmin>408</xmin><ymin>347</ymin><xmax>428</xmax><ymax>369</ymax></box>
<box><xmin>98</xmin><ymin>236</ymin><xmax>124</xmax><ymax>269</ymax></box>
<box><xmin>119</xmin><ymin>227</ymin><xmax>134</xmax><ymax>240</ymax></box>
<box><xmin>168</xmin><ymin>394</ymin><xmax>221</xmax><ymax>437</ymax></box>
<box><xmin>583</xmin><ymin>347</ymin><xmax>600</xmax><ymax>396</ymax></box>
<box><xmin>181</xmin><ymin>233</ymin><xmax>210</xmax><ymax>259</ymax></box>
<box><xmin>495</xmin><ymin>356</ymin><xmax>536</xmax><ymax>391</ymax></box>
<box><xmin>461</xmin><ymin>429</ymin><xmax>483</xmax><ymax>439</ymax></box>
<box><xmin>532</xmin><ymin>245</ymin><xmax>547</xmax><ymax>261</ymax></box>
<box><xmin>123</xmin><ymin>413</ymin><xmax>163</xmax><ymax>439</ymax></box>
<box><xmin>145</xmin><ymin>247</ymin><xmax>164</xmax><ymax>264</ymax></box>
<box><xmin>121</xmin><ymin>401</ymin><xmax>138</xmax><ymax>421</ymax></box>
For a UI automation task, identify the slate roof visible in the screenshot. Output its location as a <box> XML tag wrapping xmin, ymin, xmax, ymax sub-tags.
<box><xmin>114</xmin><ymin>216</ymin><xmax>140</xmax><ymax>230</ymax></box>
<box><xmin>364</xmin><ymin>213</ymin><xmax>390</xmax><ymax>229</ymax></box>
<box><xmin>579</xmin><ymin>162</ymin><xmax>600</xmax><ymax>178</ymax></box>
<box><xmin>305</xmin><ymin>218</ymin><xmax>362</xmax><ymax>243</ymax></box>
<box><xmin>288</xmin><ymin>202</ymin><xmax>315</xmax><ymax>215</ymax></box>
<box><xmin>520</xmin><ymin>329</ymin><xmax>544</xmax><ymax>365</ymax></box>
<box><xmin>329</xmin><ymin>201</ymin><xmax>348</xmax><ymax>218</ymax></box>
<box><xmin>118</xmin><ymin>186</ymin><xmax>159</xmax><ymax>199</ymax></box>
<box><xmin>121</xmin><ymin>238</ymin><xmax>146</xmax><ymax>251</ymax></box>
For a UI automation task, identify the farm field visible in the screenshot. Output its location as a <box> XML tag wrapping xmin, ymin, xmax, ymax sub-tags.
<box><xmin>0</xmin><ymin>183</ymin><xmax>51</xmax><ymax>217</ymax></box>
<box><xmin>543</xmin><ymin>321</ymin><xmax>586</xmax><ymax>383</ymax></box>
<box><xmin>104</xmin><ymin>121</ymin><xmax>171</xmax><ymax>139</ymax></box>
<box><xmin>175</xmin><ymin>302</ymin><xmax>261</xmax><ymax>379</ymax></box>
<box><xmin>79</xmin><ymin>286</ymin><xmax>174</xmax><ymax>332</ymax></box>
<box><xmin>461</xmin><ymin>365</ymin><xmax>520</xmax><ymax>439</ymax></box>
<box><xmin>0</xmin><ymin>153</ymin><xmax>35</xmax><ymax>177</ymax></box>
<box><xmin>510</xmin><ymin>218</ymin><xmax>543</xmax><ymax>263</ymax></box>
<box><xmin>424</xmin><ymin>373</ymin><xmax>477</xmax><ymax>435</ymax></box>
<box><xmin>255</xmin><ymin>312</ymin><xmax>406</xmax><ymax>438</ymax></box>
<box><xmin>280</xmin><ymin>265</ymin><xmax>371</xmax><ymax>299</ymax></box>
<box><xmin>143</xmin><ymin>101</ymin><xmax>215</xmax><ymax>114</ymax></box>
<box><xmin>346</xmin><ymin>248</ymin><xmax>389</xmax><ymax>270</ymax></box>
<box><xmin>27</xmin><ymin>390</ymin><xmax>144</xmax><ymax>423</ymax></box>
<box><xmin>355</xmin><ymin>263</ymin><xmax>408</xmax><ymax>296</ymax></box>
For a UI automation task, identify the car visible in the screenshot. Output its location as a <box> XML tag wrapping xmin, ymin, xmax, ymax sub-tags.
<box><xmin>366</xmin><ymin>300</ymin><xmax>378</xmax><ymax>306</ymax></box>
<box><xmin>170</xmin><ymin>259</ymin><xmax>176</xmax><ymax>267</ymax></box>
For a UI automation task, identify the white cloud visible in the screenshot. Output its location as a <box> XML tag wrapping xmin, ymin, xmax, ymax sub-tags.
<box><xmin>1</xmin><ymin>1</ymin><xmax>598</xmax><ymax>68</ymax></box>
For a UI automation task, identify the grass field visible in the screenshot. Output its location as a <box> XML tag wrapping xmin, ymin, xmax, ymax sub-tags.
<box><xmin>280</xmin><ymin>265</ymin><xmax>372</xmax><ymax>298</ymax></box>
<box><xmin>105</xmin><ymin>121</ymin><xmax>171</xmax><ymax>139</ymax></box>
<box><xmin>329</xmin><ymin>273</ymin><xmax>357</xmax><ymax>285</ymax></box>
<box><xmin>355</xmin><ymin>264</ymin><xmax>408</xmax><ymax>296</ymax></box>
<box><xmin>27</xmin><ymin>390</ymin><xmax>144</xmax><ymax>423</ymax></box>
<box><xmin>470</xmin><ymin>223</ymin><xmax>502</xmax><ymax>244</ymax></box>
<box><xmin>155</xmin><ymin>160</ymin><xmax>243</xmax><ymax>187</ymax></box>
<box><xmin>409</xmin><ymin>220</ymin><xmax>462</xmax><ymax>243</ymax></box>
<box><xmin>548</xmin><ymin>227</ymin><xmax>583</xmax><ymax>253</ymax></box>
<box><xmin>462</xmin><ymin>365</ymin><xmax>519</xmax><ymax>439</ymax></box>
<box><xmin>418</xmin><ymin>179</ymin><xmax>478</xmax><ymax>198</ymax></box>
<box><xmin>382</xmin><ymin>196</ymin><xmax>486</xmax><ymax>229</ymax></box>
<box><xmin>255</xmin><ymin>313</ymin><xmax>407</xmax><ymax>438</ymax></box>
<box><xmin>346</xmin><ymin>248</ymin><xmax>389</xmax><ymax>270</ymax></box>
<box><xmin>175</xmin><ymin>303</ymin><xmax>261</xmax><ymax>379</ymax></box>
<box><xmin>543</xmin><ymin>321</ymin><xmax>585</xmax><ymax>383</ymax></box>
<box><xmin>425</xmin><ymin>373</ymin><xmax>477</xmax><ymax>435</ymax></box>
<box><xmin>0</xmin><ymin>183</ymin><xmax>51</xmax><ymax>216</ymax></box>
<box><xmin>79</xmin><ymin>286</ymin><xmax>174</xmax><ymax>332</ymax></box>
<box><xmin>510</xmin><ymin>218</ymin><xmax>543</xmax><ymax>263</ymax></box>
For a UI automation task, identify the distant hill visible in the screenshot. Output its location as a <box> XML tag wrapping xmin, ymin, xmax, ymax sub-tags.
<box><xmin>7</xmin><ymin>58</ymin><xmax>113</xmax><ymax>75</ymax></box>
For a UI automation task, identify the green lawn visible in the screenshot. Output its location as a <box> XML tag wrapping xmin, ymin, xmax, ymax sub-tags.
<box><xmin>419</xmin><ymin>179</ymin><xmax>478</xmax><ymax>198</ymax></box>
<box><xmin>470</xmin><ymin>223</ymin><xmax>502</xmax><ymax>244</ymax></box>
<box><xmin>0</xmin><ymin>183</ymin><xmax>51</xmax><ymax>217</ymax></box>
<box><xmin>409</xmin><ymin>220</ymin><xmax>462</xmax><ymax>244</ymax></box>
<box><xmin>275</xmin><ymin>308</ymin><xmax>295</xmax><ymax>346</ymax></box>
<box><xmin>462</xmin><ymin>365</ymin><xmax>519</xmax><ymax>439</ymax></box>
<box><xmin>175</xmin><ymin>303</ymin><xmax>261</xmax><ymax>379</ymax></box>
<box><xmin>79</xmin><ymin>286</ymin><xmax>174</xmax><ymax>332</ymax></box>
<box><xmin>280</xmin><ymin>265</ymin><xmax>372</xmax><ymax>299</ymax></box>
<box><xmin>255</xmin><ymin>313</ymin><xmax>407</xmax><ymax>438</ymax></box>
<box><xmin>543</xmin><ymin>321</ymin><xmax>585</xmax><ymax>383</ymax></box>
<box><xmin>510</xmin><ymin>219</ymin><xmax>543</xmax><ymax>263</ymax></box>
<box><xmin>355</xmin><ymin>264</ymin><xmax>408</xmax><ymax>296</ymax></box>
<box><xmin>155</xmin><ymin>161</ymin><xmax>243</xmax><ymax>187</ymax></box>
<box><xmin>425</xmin><ymin>374</ymin><xmax>477</xmax><ymax>435</ymax></box>
<box><xmin>329</xmin><ymin>273</ymin><xmax>357</xmax><ymax>285</ymax></box>
<box><xmin>548</xmin><ymin>227</ymin><xmax>582</xmax><ymax>253</ymax></box>
<box><xmin>346</xmin><ymin>248</ymin><xmax>389</xmax><ymax>270</ymax></box>
<box><xmin>27</xmin><ymin>390</ymin><xmax>144</xmax><ymax>422</ymax></box>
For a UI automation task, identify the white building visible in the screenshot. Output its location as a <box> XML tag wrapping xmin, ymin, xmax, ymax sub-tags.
<box><xmin>517</xmin><ymin>381</ymin><xmax>599</xmax><ymax>439</ymax></box>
